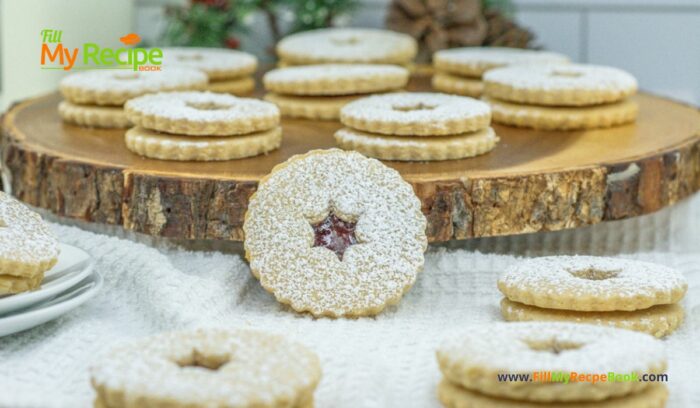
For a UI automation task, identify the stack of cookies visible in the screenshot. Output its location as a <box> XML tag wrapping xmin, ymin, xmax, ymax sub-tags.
<box><xmin>335</xmin><ymin>92</ymin><xmax>499</xmax><ymax>161</ymax></box>
<box><xmin>276</xmin><ymin>27</ymin><xmax>417</xmax><ymax>67</ymax></box>
<box><xmin>263</xmin><ymin>64</ymin><xmax>409</xmax><ymax>120</ymax></box>
<box><xmin>123</xmin><ymin>91</ymin><xmax>281</xmax><ymax>161</ymax></box>
<box><xmin>59</xmin><ymin>68</ymin><xmax>207</xmax><ymax>129</ymax></box>
<box><xmin>432</xmin><ymin>47</ymin><xmax>569</xmax><ymax>98</ymax></box>
<box><xmin>437</xmin><ymin>322</ymin><xmax>669</xmax><ymax>407</ymax></box>
<box><xmin>483</xmin><ymin>63</ymin><xmax>639</xmax><ymax>130</ymax></box>
<box><xmin>162</xmin><ymin>47</ymin><xmax>258</xmax><ymax>95</ymax></box>
<box><xmin>498</xmin><ymin>256</ymin><xmax>688</xmax><ymax>338</ymax></box>
<box><xmin>0</xmin><ymin>192</ymin><xmax>59</xmax><ymax>295</ymax></box>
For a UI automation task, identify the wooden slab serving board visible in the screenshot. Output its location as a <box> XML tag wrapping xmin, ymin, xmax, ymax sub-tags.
<box><xmin>2</xmin><ymin>76</ymin><xmax>699</xmax><ymax>242</ymax></box>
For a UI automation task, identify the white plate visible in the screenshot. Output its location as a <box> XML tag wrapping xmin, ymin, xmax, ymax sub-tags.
<box><xmin>0</xmin><ymin>244</ymin><xmax>94</xmax><ymax>316</ymax></box>
<box><xmin>0</xmin><ymin>270</ymin><xmax>102</xmax><ymax>337</ymax></box>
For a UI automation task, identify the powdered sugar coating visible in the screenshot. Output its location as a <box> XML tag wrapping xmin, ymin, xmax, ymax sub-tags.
<box><xmin>91</xmin><ymin>329</ymin><xmax>321</xmax><ymax>408</ymax></box>
<box><xmin>340</xmin><ymin>92</ymin><xmax>491</xmax><ymax>136</ymax></box>
<box><xmin>263</xmin><ymin>64</ymin><xmax>409</xmax><ymax>95</ymax></box>
<box><xmin>434</xmin><ymin>47</ymin><xmax>569</xmax><ymax>77</ymax></box>
<box><xmin>498</xmin><ymin>256</ymin><xmax>687</xmax><ymax>311</ymax></box>
<box><xmin>277</xmin><ymin>28</ymin><xmax>417</xmax><ymax>64</ymax></box>
<box><xmin>437</xmin><ymin>322</ymin><xmax>667</xmax><ymax>402</ymax></box>
<box><xmin>125</xmin><ymin>92</ymin><xmax>280</xmax><ymax>136</ymax></box>
<box><xmin>59</xmin><ymin>68</ymin><xmax>207</xmax><ymax>106</ymax></box>
<box><xmin>243</xmin><ymin>149</ymin><xmax>427</xmax><ymax>317</ymax></box>
<box><xmin>161</xmin><ymin>47</ymin><xmax>257</xmax><ymax>80</ymax></box>
<box><xmin>0</xmin><ymin>191</ymin><xmax>59</xmax><ymax>278</ymax></box>
<box><xmin>484</xmin><ymin>64</ymin><xmax>638</xmax><ymax>106</ymax></box>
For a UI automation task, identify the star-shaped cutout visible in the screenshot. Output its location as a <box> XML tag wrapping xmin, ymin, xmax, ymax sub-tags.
<box><xmin>311</xmin><ymin>212</ymin><xmax>358</xmax><ymax>261</ymax></box>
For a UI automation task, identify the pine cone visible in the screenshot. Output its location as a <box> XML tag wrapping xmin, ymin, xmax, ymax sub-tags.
<box><xmin>386</xmin><ymin>0</ymin><xmax>487</xmax><ymax>62</ymax></box>
<box><xmin>482</xmin><ymin>8</ymin><xmax>534</xmax><ymax>49</ymax></box>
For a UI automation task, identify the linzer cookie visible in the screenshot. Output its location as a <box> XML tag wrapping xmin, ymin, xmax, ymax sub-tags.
<box><xmin>264</xmin><ymin>93</ymin><xmax>363</xmax><ymax>121</ymax></box>
<box><xmin>125</xmin><ymin>92</ymin><xmax>279</xmax><ymax>136</ymax></box>
<box><xmin>497</xmin><ymin>256</ymin><xmax>687</xmax><ymax>312</ymax></box>
<box><xmin>276</xmin><ymin>28</ymin><xmax>417</xmax><ymax>65</ymax></box>
<box><xmin>58</xmin><ymin>101</ymin><xmax>131</xmax><ymax>129</ymax></box>
<box><xmin>431</xmin><ymin>72</ymin><xmax>484</xmax><ymax>98</ymax></box>
<box><xmin>438</xmin><ymin>379</ymin><xmax>669</xmax><ymax>408</ymax></box>
<box><xmin>205</xmin><ymin>77</ymin><xmax>255</xmax><ymax>95</ymax></box>
<box><xmin>91</xmin><ymin>329</ymin><xmax>321</xmax><ymax>408</ymax></box>
<box><xmin>340</xmin><ymin>92</ymin><xmax>491</xmax><ymax>136</ymax></box>
<box><xmin>125</xmin><ymin>126</ymin><xmax>281</xmax><ymax>162</ymax></box>
<box><xmin>483</xmin><ymin>64</ymin><xmax>639</xmax><ymax>130</ymax></box>
<box><xmin>434</xmin><ymin>47</ymin><xmax>569</xmax><ymax>78</ymax></box>
<box><xmin>243</xmin><ymin>149</ymin><xmax>427</xmax><ymax>317</ymax></box>
<box><xmin>437</xmin><ymin>322</ymin><xmax>667</xmax><ymax>403</ymax></box>
<box><xmin>500</xmin><ymin>298</ymin><xmax>684</xmax><ymax>338</ymax></box>
<box><xmin>124</xmin><ymin>91</ymin><xmax>281</xmax><ymax>161</ymax></box>
<box><xmin>162</xmin><ymin>47</ymin><xmax>257</xmax><ymax>81</ymax></box>
<box><xmin>59</xmin><ymin>68</ymin><xmax>207</xmax><ymax>106</ymax></box>
<box><xmin>263</xmin><ymin>64</ymin><xmax>409</xmax><ymax>120</ymax></box>
<box><xmin>161</xmin><ymin>47</ymin><xmax>258</xmax><ymax>96</ymax></box>
<box><xmin>334</xmin><ymin>127</ymin><xmax>498</xmax><ymax>161</ymax></box>
<box><xmin>336</xmin><ymin>92</ymin><xmax>497</xmax><ymax>161</ymax></box>
<box><xmin>484</xmin><ymin>64</ymin><xmax>638</xmax><ymax>107</ymax></box>
<box><xmin>431</xmin><ymin>47</ymin><xmax>569</xmax><ymax>98</ymax></box>
<box><xmin>0</xmin><ymin>191</ymin><xmax>59</xmax><ymax>295</ymax></box>
<box><xmin>263</xmin><ymin>64</ymin><xmax>408</xmax><ymax>96</ymax></box>
<box><xmin>497</xmin><ymin>256</ymin><xmax>687</xmax><ymax>337</ymax></box>
<box><xmin>484</xmin><ymin>96</ymin><xmax>638</xmax><ymax>131</ymax></box>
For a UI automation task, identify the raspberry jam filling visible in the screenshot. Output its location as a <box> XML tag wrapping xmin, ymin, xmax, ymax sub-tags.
<box><xmin>312</xmin><ymin>213</ymin><xmax>358</xmax><ymax>261</ymax></box>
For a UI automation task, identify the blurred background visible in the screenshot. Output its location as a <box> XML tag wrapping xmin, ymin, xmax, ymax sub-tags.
<box><xmin>1</xmin><ymin>0</ymin><xmax>699</xmax><ymax>110</ymax></box>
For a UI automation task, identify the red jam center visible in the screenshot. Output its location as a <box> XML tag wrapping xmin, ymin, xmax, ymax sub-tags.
<box><xmin>312</xmin><ymin>213</ymin><xmax>358</xmax><ymax>261</ymax></box>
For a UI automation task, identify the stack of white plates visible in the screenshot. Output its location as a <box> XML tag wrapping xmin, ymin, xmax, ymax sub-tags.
<box><xmin>0</xmin><ymin>244</ymin><xmax>101</xmax><ymax>337</ymax></box>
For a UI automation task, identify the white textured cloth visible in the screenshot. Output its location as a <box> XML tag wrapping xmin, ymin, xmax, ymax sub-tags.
<box><xmin>0</xmin><ymin>194</ymin><xmax>698</xmax><ymax>408</ymax></box>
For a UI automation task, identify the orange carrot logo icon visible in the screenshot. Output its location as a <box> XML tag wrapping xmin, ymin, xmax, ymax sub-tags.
<box><xmin>119</xmin><ymin>33</ymin><xmax>141</xmax><ymax>46</ymax></box>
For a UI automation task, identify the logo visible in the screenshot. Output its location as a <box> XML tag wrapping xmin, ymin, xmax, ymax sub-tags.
<box><xmin>40</xmin><ymin>29</ymin><xmax>163</xmax><ymax>71</ymax></box>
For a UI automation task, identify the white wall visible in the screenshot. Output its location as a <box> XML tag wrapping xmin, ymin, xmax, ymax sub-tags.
<box><xmin>0</xmin><ymin>0</ymin><xmax>134</xmax><ymax>110</ymax></box>
<box><xmin>513</xmin><ymin>0</ymin><xmax>700</xmax><ymax>104</ymax></box>
<box><xmin>135</xmin><ymin>0</ymin><xmax>700</xmax><ymax>104</ymax></box>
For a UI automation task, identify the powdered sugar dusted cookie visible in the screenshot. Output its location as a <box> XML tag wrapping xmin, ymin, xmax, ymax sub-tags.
<box><xmin>340</xmin><ymin>92</ymin><xmax>491</xmax><ymax>136</ymax></box>
<box><xmin>58</xmin><ymin>101</ymin><xmax>130</xmax><ymax>129</ymax></box>
<box><xmin>334</xmin><ymin>127</ymin><xmax>498</xmax><ymax>161</ymax></box>
<box><xmin>125</xmin><ymin>126</ymin><xmax>281</xmax><ymax>161</ymax></box>
<box><xmin>59</xmin><ymin>68</ymin><xmax>207</xmax><ymax>106</ymax></box>
<box><xmin>484</xmin><ymin>64</ymin><xmax>638</xmax><ymax>106</ymax></box>
<box><xmin>91</xmin><ymin>329</ymin><xmax>321</xmax><ymax>408</ymax></box>
<box><xmin>432</xmin><ymin>72</ymin><xmax>483</xmax><ymax>97</ymax></box>
<box><xmin>0</xmin><ymin>273</ymin><xmax>45</xmax><ymax>295</ymax></box>
<box><xmin>434</xmin><ymin>47</ymin><xmax>569</xmax><ymax>77</ymax></box>
<box><xmin>500</xmin><ymin>298</ymin><xmax>684</xmax><ymax>338</ymax></box>
<box><xmin>438</xmin><ymin>379</ymin><xmax>668</xmax><ymax>408</ymax></box>
<box><xmin>263</xmin><ymin>64</ymin><xmax>409</xmax><ymax>96</ymax></box>
<box><xmin>243</xmin><ymin>149</ymin><xmax>427</xmax><ymax>317</ymax></box>
<box><xmin>125</xmin><ymin>92</ymin><xmax>280</xmax><ymax>136</ymax></box>
<box><xmin>485</xmin><ymin>96</ymin><xmax>638</xmax><ymax>130</ymax></box>
<box><xmin>264</xmin><ymin>93</ymin><xmax>362</xmax><ymax>120</ymax></box>
<box><xmin>437</xmin><ymin>322</ymin><xmax>667</xmax><ymax>402</ymax></box>
<box><xmin>161</xmin><ymin>47</ymin><xmax>257</xmax><ymax>81</ymax></box>
<box><xmin>277</xmin><ymin>28</ymin><xmax>417</xmax><ymax>65</ymax></box>
<box><xmin>497</xmin><ymin>256</ymin><xmax>687</xmax><ymax>311</ymax></box>
<box><xmin>0</xmin><ymin>191</ymin><xmax>59</xmax><ymax>293</ymax></box>
<box><xmin>205</xmin><ymin>76</ymin><xmax>256</xmax><ymax>95</ymax></box>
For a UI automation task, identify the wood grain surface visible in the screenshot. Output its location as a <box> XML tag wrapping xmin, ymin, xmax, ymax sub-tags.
<box><xmin>2</xmin><ymin>76</ymin><xmax>699</xmax><ymax>242</ymax></box>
